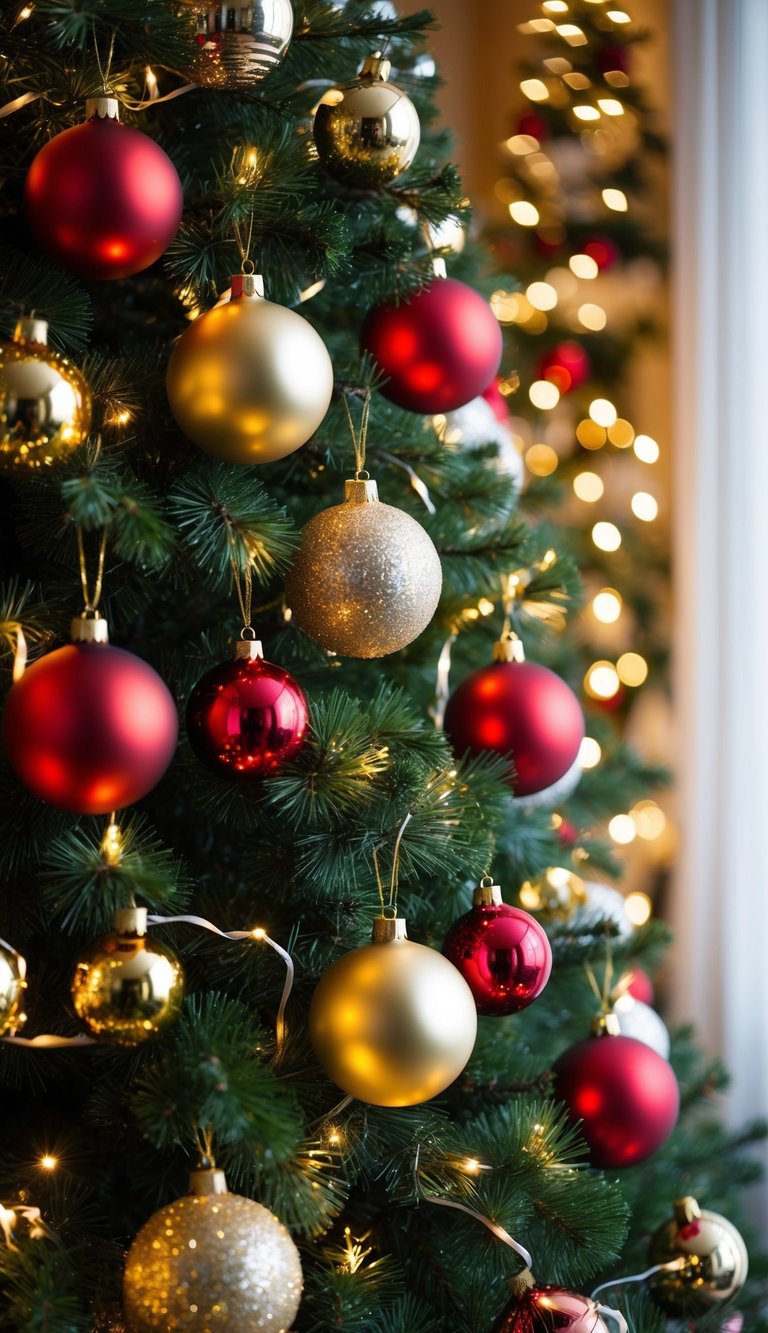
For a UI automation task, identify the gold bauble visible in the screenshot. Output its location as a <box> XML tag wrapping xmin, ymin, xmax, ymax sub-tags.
<box><xmin>309</xmin><ymin>916</ymin><xmax>477</xmax><ymax>1106</ymax></box>
<box><xmin>187</xmin><ymin>0</ymin><xmax>294</xmax><ymax>89</ymax></box>
<box><xmin>518</xmin><ymin>867</ymin><xmax>586</xmax><ymax>922</ymax></box>
<box><xmin>284</xmin><ymin>477</ymin><xmax>442</xmax><ymax>658</ymax></box>
<box><xmin>314</xmin><ymin>52</ymin><xmax>421</xmax><ymax>188</ymax></box>
<box><xmin>71</xmin><ymin>907</ymin><xmax>184</xmax><ymax>1046</ymax></box>
<box><xmin>0</xmin><ymin>317</ymin><xmax>91</xmax><ymax>469</ymax></box>
<box><xmin>0</xmin><ymin>938</ymin><xmax>25</xmax><ymax>1036</ymax></box>
<box><xmin>124</xmin><ymin>1167</ymin><xmax>303</xmax><ymax>1333</ymax></box>
<box><xmin>648</xmin><ymin>1195</ymin><xmax>749</xmax><ymax>1316</ymax></box>
<box><xmin>166</xmin><ymin>274</ymin><xmax>333</xmax><ymax>465</ymax></box>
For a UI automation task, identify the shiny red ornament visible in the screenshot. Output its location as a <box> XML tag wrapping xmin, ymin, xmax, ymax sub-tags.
<box><xmin>552</xmin><ymin>1024</ymin><xmax>680</xmax><ymax>1168</ymax></box>
<box><xmin>442</xmin><ymin>880</ymin><xmax>551</xmax><ymax>1015</ymax></box>
<box><xmin>536</xmin><ymin>341</ymin><xmax>591</xmax><ymax>394</ymax></box>
<box><xmin>25</xmin><ymin>99</ymin><xmax>183</xmax><ymax>281</ymax></box>
<box><xmin>444</xmin><ymin>649</ymin><xmax>584</xmax><ymax>799</ymax></box>
<box><xmin>621</xmin><ymin>967</ymin><xmax>654</xmax><ymax>1006</ymax></box>
<box><xmin>481</xmin><ymin>378</ymin><xmax>511</xmax><ymax>424</ymax></box>
<box><xmin>2</xmin><ymin>636</ymin><xmax>178</xmax><ymax>815</ymax></box>
<box><xmin>186</xmin><ymin>645</ymin><xmax>309</xmax><ymax>778</ymax></box>
<box><xmin>492</xmin><ymin>1279</ymin><xmax>613</xmax><ymax>1333</ymax></box>
<box><xmin>361</xmin><ymin>277</ymin><xmax>503</xmax><ymax>414</ymax></box>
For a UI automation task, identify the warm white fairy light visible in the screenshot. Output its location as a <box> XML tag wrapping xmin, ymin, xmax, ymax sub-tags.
<box><xmin>609</xmin><ymin>814</ymin><xmax>636</xmax><ymax>845</ymax></box>
<box><xmin>625</xmin><ymin>892</ymin><xmax>653</xmax><ymax>926</ymax></box>
<box><xmin>634</xmin><ymin>433</ymin><xmax>660</xmax><ymax>463</ymax></box>
<box><xmin>617</xmin><ymin>652</ymin><xmax>649</xmax><ymax>686</ymax></box>
<box><xmin>602</xmin><ymin>187</ymin><xmax>628</xmax><ymax>211</ymax></box>
<box><xmin>593</xmin><ymin>589</ymin><xmax>622</xmax><ymax>622</ymax></box>
<box><xmin>526</xmin><ymin>444</ymin><xmax>559</xmax><ymax>475</ymax></box>
<box><xmin>529</xmin><ymin>380</ymin><xmax>560</xmax><ymax>409</ymax></box>
<box><xmin>569</xmin><ymin>253</ymin><xmax>599</xmax><ymax>279</ymax></box>
<box><xmin>579</xmin><ymin>737</ymin><xmax>602</xmax><ymax>768</ymax></box>
<box><xmin>592</xmin><ymin>521</ymin><xmax>621</xmax><ymax>551</ymax></box>
<box><xmin>598</xmin><ymin>97</ymin><xmax>624</xmax><ymax>115</ymax></box>
<box><xmin>631</xmin><ymin>491</ymin><xmax>659</xmax><ymax>521</ymax></box>
<box><xmin>526</xmin><ymin>281</ymin><xmax>558</xmax><ymax>310</ymax></box>
<box><xmin>577</xmin><ymin>302</ymin><xmax>607</xmax><ymax>330</ymax></box>
<box><xmin>520</xmin><ymin>78</ymin><xmax>549</xmax><ymax>101</ymax></box>
<box><xmin>509</xmin><ymin>201</ymin><xmax>540</xmax><ymax>226</ymax></box>
<box><xmin>574</xmin><ymin>105</ymin><xmax>600</xmax><ymax>121</ymax></box>
<box><xmin>589</xmin><ymin>398</ymin><xmax>617</xmax><ymax>427</ymax></box>
<box><xmin>573</xmin><ymin>471</ymin><xmax>604</xmax><ymax>501</ymax></box>
<box><xmin>631</xmin><ymin>800</ymin><xmax>667</xmax><ymax>840</ymax></box>
<box><xmin>39</xmin><ymin>1155</ymin><xmax>57</xmax><ymax>1171</ymax></box>
<box><xmin>585</xmin><ymin>661</ymin><xmax>620</xmax><ymax>699</ymax></box>
<box><xmin>556</xmin><ymin>23</ymin><xmax>588</xmax><ymax>44</ymax></box>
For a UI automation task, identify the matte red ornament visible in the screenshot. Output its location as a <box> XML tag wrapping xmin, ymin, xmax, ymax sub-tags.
<box><xmin>25</xmin><ymin>97</ymin><xmax>183</xmax><ymax>281</ymax></box>
<box><xmin>552</xmin><ymin>1017</ymin><xmax>680</xmax><ymax>1168</ymax></box>
<box><xmin>621</xmin><ymin>967</ymin><xmax>654</xmax><ymax>1006</ymax></box>
<box><xmin>536</xmin><ymin>341</ymin><xmax>591</xmax><ymax>394</ymax></box>
<box><xmin>361</xmin><ymin>276</ymin><xmax>502</xmax><ymax>414</ymax></box>
<box><xmin>442</xmin><ymin>879</ymin><xmax>551</xmax><ymax>1016</ymax></box>
<box><xmin>186</xmin><ymin>641</ymin><xmax>308</xmax><ymax>778</ymax></box>
<box><xmin>443</xmin><ymin>639</ymin><xmax>584</xmax><ymax>799</ymax></box>
<box><xmin>2</xmin><ymin>618</ymin><xmax>178</xmax><ymax>815</ymax></box>
<box><xmin>492</xmin><ymin>1273</ymin><xmax>614</xmax><ymax>1333</ymax></box>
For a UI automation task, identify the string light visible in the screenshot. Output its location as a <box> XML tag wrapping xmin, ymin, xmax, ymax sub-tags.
<box><xmin>556</xmin><ymin>23</ymin><xmax>588</xmax><ymax>44</ymax></box>
<box><xmin>602</xmin><ymin>187</ymin><xmax>628</xmax><ymax>211</ymax></box>
<box><xmin>520</xmin><ymin>78</ymin><xmax>549</xmax><ymax>101</ymax></box>
<box><xmin>526</xmin><ymin>281</ymin><xmax>558</xmax><ymax>310</ymax></box>
<box><xmin>634</xmin><ymin>433</ymin><xmax>660</xmax><ymax>463</ymax></box>
<box><xmin>574</xmin><ymin>105</ymin><xmax>600</xmax><ymax>121</ymax></box>
<box><xmin>509</xmin><ymin>201</ymin><xmax>540</xmax><ymax>226</ymax></box>
<box><xmin>505</xmin><ymin>134</ymin><xmax>540</xmax><ymax>154</ymax></box>
<box><xmin>576</xmin><ymin>419</ymin><xmax>607</xmax><ymax>449</ymax></box>
<box><xmin>577</xmin><ymin>302</ymin><xmax>607</xmax><ymax>330</ymax></box>
<box><xmin>490</xmin><ymin>290</ymin><xmax>519</xmax><ymax>323</ymax></box>
<box><xmin>579</xmin><ymin>737</ymin><xmax>602</xmax><ymax>768</ymax></box>
<box><xmin>608</xmin><ymin>418</ymin><xmax>635</xmax><ymax>447</ymax></box>
<box><xmin>100</xmin><ymin>820</ymin><xmax>124</xmax><ymax>867</ymax></box>
<box><xmin>631</xmin><ymin>800</ymin><xmax>667</xmax><ymax>840</ymax></box>
<box><xmin>589</xmin><ymin>398</ymin><xmax>617</xmax><ymax>427</ymax></box>
<box><xmin>526</xmin><ymin>443</ymin><xmax>559</xmax><ymax>475</ymax></box>
<box><xmin>529</xmin><ymin>379</ymin><xmax>560</xmax><ymax>409</ymax></box>
<box><xmin>592</xmin><ymin>521</ymin><xmax>621</xmax><ymax>551</ymax></box>
<box><xmin>592</xmin><ymin>588</ymin><xmax>622</xmax><ymax>622</ymax></box>
<box><xmin>584</xmin><ymin>661</ymin><xmax>620</xmax><ymax>699</ymax></box>
<box><xmin>625</xmin><ymin>892</ymin><xmax>652</xmax><ymax>926</ymax></box>
<box><xmin>39</xmin><ymin>1155</ymin><xmax>57</xmax><ymax>1171</ymax></box>
<box><xmin>108</xmin><ymin>408</ymin><xmax>133</xmax><ymax>427</ymax></box>
<box><xmin>598</xmin><ymin>98</ymin><xmax>624</xmax><ymax>115</ymax></box>
<box><xmin>569</xmin><ymin>253</ymin><xmax>599</xmax><ymax>278</ymax></box>
<box><xmin>573</xmin><ymin>471</ymin><xmax>604</xmax><ymax>501</ymax></box>
<box><xmin>631</xmin><ymin>491</ymin><xmax>658</xmax><ymax>521</ymax></box>
<box><xmin>607</xmin><ymin>8</ymin><xmax>632</xmax><ymax>22</ymax></box>
<box><xmin>608</xmin><ymin>814</ymin><xmax>636</xmax><ymax>845</ymax></box>
<box><xmin>251</xmin><ymin>927</ymin><xmax>267</xmax><ymax>941</ymax></box>
<box><xmin>617</xmin><ymin>651</ymin><xmax>648</xmax><ymax>686</ymax></box>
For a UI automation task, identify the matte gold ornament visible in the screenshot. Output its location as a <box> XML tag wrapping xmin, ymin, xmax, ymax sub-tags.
<box><xmin>0</xmin><ymin>317</ymin><xmax>91</xmax><ymax>469</ymax></box>
<box><xmin>71</xmin><ymin>907</ymin><xmax>184</xmax><ymax>1046</ymax></box>
<box><xmin>166</xmin><ymin>272</ymin><xmax>333</xmax><ymax>465</ymax></box>
<box><xmin>187</xmin><ymin>0</ymin><xmax>294</xmax><ymax>90</ymax></box>
<box><xmin>284</xmin><ymin>477</ymin><xmax>442</xmax><ymax>657</ymax></box>
<box><xmin>518</xmin><ymin>866</ymin><xmax>587</xmax><ymax>921</ymax></box>
<box><xmin>648</xmin><ymin>1195</ymin><xmax>749</xmax><ymax>1316</ymax></box>
<box><xmin>123</xmin><ymin>1166</ymin><xmax>303</xmax><ymax>1332</ymax></box>
<box><xmin>309</xmin><ymin>915</ymin><xmax>477</xmax><ymax>1106</ymax></box>
<box><xmin>314</xmin><ymin>52</ymin><xmax>421</xmax><ymax>188</ymax></box>
<box><xmin>0</xmin><ymin>938</ymin><xmax>26</xmax><ymax>1036</ymax></box>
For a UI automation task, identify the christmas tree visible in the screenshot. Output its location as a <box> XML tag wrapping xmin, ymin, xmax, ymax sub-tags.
<box><xmin>0</xmin><ymin>1</ymin><xmax>765</xmax><ymax>1330</ymax></box>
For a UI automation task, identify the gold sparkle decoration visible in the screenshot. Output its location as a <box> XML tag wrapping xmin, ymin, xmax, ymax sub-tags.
<box><xmin>284</xmin><ymin>477</ymin><xmax>442</xmax><ymax>658</ymax></box>
<box><xmin>123</xmin><ymin>1167</ymin><xmax>303</xmax><ymax>1332</ymax></box>
<box><xmin>314</xmin><ymin>52</ymin><xmax>420</xmax><ymax>188</ymax></box>
<box><xmin>0</xmin><ymin>317</ymin><xmax>91</xmax><ymax>469</ymax></box>
<box><xmin>71</xmin><ymin>907</ymin><xmax>184</xmax><ymax>1046</ymax></box>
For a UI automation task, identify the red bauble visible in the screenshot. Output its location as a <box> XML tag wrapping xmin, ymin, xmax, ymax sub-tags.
<box><xmin>361</xmin><ymin>277</ymin><xmax>503</xmax><ymax>414</ymax></box>
<box><xmin>444</xmin><ymin>657</ymin><xmax>584</xmax><ymax>799</ymax></box>
<box><xmin>583</xmin><ymin>236</ymin><xmax>621</xmax><ymax>272</ymax></box>
<box><xmin>515</xmin><ymin>110</ymin><xmax>550</xmax><ymax>142</ymax></box>
<box><xmin>492</xmin><ymin>1282</ymin><xmax>613</xmax><ymax>1333</ymax></box>
<box><xmin>25</xmin><ymin>101</ymin><xmax>183</xmax><ymax>281</ymax></box>
<box><xmin>552</xmin><ymin>1028</ymin><xmax>680</xmax><ymax>1168</ymax></box>
<box><xmin>186</xmin><ymin>647</ymin><xmax>309</xmax><ymax>778</ymax></box>
<box><xmin>481</xmin><ymin>378</ymin><xmax>511</xmax><ymax>424</ymax></box>
<box><xmin>621</xmin><ymin>967</ymin><xmax>654</xmax><ymax>1006</ymax></box>
<box><xmin>536</xmin><ymin>341</ymin><xmax>591</xmax><ymax>394</ymax></box>
<box><xmin>2</xmin><ymin>643</ymin><xmax>178</xmax><ymax>814</ymax></box>
<box><xmin>596</xmin><ymin>44</ymin><xmax>632</xmax><ymax>77</ymax></box>
<box><xmin>442</xmin><ymin>884</ymin><xmax>551</xmax><ymax>1015</ymax></box>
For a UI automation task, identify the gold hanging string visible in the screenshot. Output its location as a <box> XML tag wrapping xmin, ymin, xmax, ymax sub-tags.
<box><xmin>94</xmin><ymin>30</ymin><xmax>117</xmax><ymax>94</ymax></box>
<box><xmin>602</xmin><ymin>935</ymin><xmax>615</xmax><ymax>1011</ymax></box>
<box><xmin>228</xmin><ymin>540</ymin><xmax>254</xmax><ymax>637</ymax></box>
<box><xmin>372</xmin><ymin>846</ymin><xmax>386</xmax><ymax>917</ymax></box>
<box><xmin>388</xmin><ymin>810</ymin><xmax>413</xmax><ymax>914</ymax></box>
<box><xmin>583</xmin><ymin>962</ymin><xmax>604</xmax><ymax>1011</ymax></box>
<box><xmin>195</xmin><ymin>1125</ymin><xmax>215</xmax><ymax>1168</ymax></box>
<box><xmin>342</xmin><ymin>389</ymin><xmax>371</xmax><ymax>478</ymax></box>
<box><xmin>233</xmin><ymin>211</ymin><xmax>256</xmax><ymax>275</ymax></box>
<box><xmin>76</xmin><ymin>528</ymin><xmax>108</xmax><ymax>614</ymax></box>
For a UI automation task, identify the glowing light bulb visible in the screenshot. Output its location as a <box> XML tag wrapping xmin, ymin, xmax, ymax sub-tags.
<box><xmin>631</xmin><ymin>491</ymin><xmax>659</xmax><ymax>521</ymax></box>
<box><xmin>585</xmin><ymin>661</ymin><xmax>620</xmax><ymax>699</ymax></box>
<box><xmin>593</xmin><ymin>588</ymin><xmax>622</xmax><ymax>622</ymax></box>
<box><xmin>509</xmin><ymin>201</ymin><xmax>540</xmax><ymax>226</ymax></box>
<box><xmin>634</xmin><ymin>433</ymin><xmax>660</xmax><ymax>463</ymax></box>
<box><xmin>529</xmin><ymin>380</ymin><xmax>560</xmax><ymax>409</ymax></box>
<box><xmin>592</xmin><ymin>521</ymin><xmax>621</xmax><ymax>551</ymax></box>
<box><xmin>625</xmin><ymin>892</ymin><xmax>652</xmax><ymax>925</ymax></box>
<box><xmin>573</xmin><ymin>471</ymin><xmax>604</xmax><ymax>501</ymax></box>
<box><xmin>589</xmin><ymin>398</ymin><xmax>617</xmax><ymax>427</ymax></box>
<box><xmin>609</xmin><ymin>814</ymin><xmax>636</xmax><ymax>844</ymax></box>
<box><xmin>579</xmin><ymin>737</ymin><xmax>602</xmax><ymax>769</ymax></box>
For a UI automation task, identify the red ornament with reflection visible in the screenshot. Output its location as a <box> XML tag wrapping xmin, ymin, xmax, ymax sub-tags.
<box><xmin>25</xmin><ymin>111</ymin><xmax>183</xmax><ymax>280</ymax></box>
<box><xmin>443</xmin><ymin>900</ymin><xmax>551</xmax><ymax>1016</ymax></box>
<box><xmin>186</xmin><ymin>653</ymin><xmax>309</xmax><ymax>778</ymax></box>
<box><xmin>492</xmin><ymin>1284</ymin><xmax>613</xmax><ymax>1333</ymax></box>
<box><xmin>552</xmin><ymin>1029</ymin><xmax>680</xmax><ymax>1168</ymax></box>
<box><xmin>537</xmin><ymin>341</ymin><xmax>591</xmax><ymax>394</ymax></box>
<box><xmin>361</xmin><ymin>277</ymin><xmax>503</xmax><ymax>414</ymax></box>
<box><xmin>443</xmin><ymin>660</ymin><xmax>584</xmax><ymax>798</ymax></box>
<box><xmin>2</xmin><ymin>644</ymin><xmax>178</xmax><ymax>814</ymax></box>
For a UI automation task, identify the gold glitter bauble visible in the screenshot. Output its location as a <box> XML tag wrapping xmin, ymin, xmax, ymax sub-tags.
<box><xmin>71</xmin><ymin>908</ymin><xmax>184</xmax><ymax>1046</ymax></box>
<box><xmin>166</xmin><ymin>274</ymin><xmax>333</xmax><ymax>465</ymax></box>
<box><xmin>518</xmin><ymin>867</ymin><xmax>586</xmax><ymax>922</ymax></box>
<box><xmin>187</xmin><ymin>0</ymin><xmax>294</xmax><ymax>90</ymax></box>
<box><xmin>123</xmin><ymin>1168</ymin><xmax>303</xmax><ymax>1333</ymax></box>
<box><xmin>648</xmin><ymin>1196</ymin><xmax>749</xmax><ymax>1316</ymax></box>
<box><xmin>309</xmin><ymin>916</ymin><xmax>477</xmax><ymax>1106</ymax></box>
<box><xmin>0</xmin><ymin>317</ymin><xmax>91</xmax><ymax>469</ymax></box>
<box><xmin>0</xmin><ymin>938</ymin><xmax>25</xmax><ymax>1036</ymax></box>
<box><xmin>284</xmin><ymin>477</ymin><xmax>442</xmax><ymax>658</ymax></box>
<box><xmin>314</xmin><ymin>52</ymin><xmax>420</xmax><ymax>188</ymax></box>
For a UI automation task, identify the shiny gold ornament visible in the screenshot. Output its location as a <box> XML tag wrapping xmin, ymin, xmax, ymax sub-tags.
<box><xmin>71</xmin><ymin>907</ymin><xmax>184</xmax><ymax>1046</ymax></box>
<box><xmin>648</xmin><ymin>1195</ymin><xmax>749</xmax><ymax>1317</ymax></box>
<box><xmin>518</xmin><ymin>866</ymin><xmax>587</xmax><ymax>921</ymax></box>
<box><xmin>0</xmin><ymin>317</ymin><xmax>91</xmax><ymax>469</ymax></box>
<box><xmin>166</xmin><ymin>273</ymin><xmax>333</xmax><ymax>465</ymax></box>
<box><xmin>284</xmin><ymin>477</ymin><xmax>442</xmax><ymax>657</ymax></box>
<box><xmin>314</xmin><ymin>52</ymin><xmax>421</xmax><ymax>188</ymax></box>
<box><xmin>0</xmin><ymin>938</ymin><xmax>25</xmax><ymax>1036</ymax></box>
<box><xmin>309</xmin><ymin>915</ymin><xmax>477</xmax><ymax>1106</ymax></box>
<box><xmin>123</xmin><ymin>1166</ymin><xmax>303</xmax><ymax>1332</ymax></box>
<box><xmin>187</xmin><ymin>0</ymin><xmax>294</xmax><ymax>90</ymax></box>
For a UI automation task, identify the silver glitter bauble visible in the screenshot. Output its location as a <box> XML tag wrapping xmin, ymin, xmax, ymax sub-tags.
<box><xmin>284</xmin><ymin>477</ymin><xmax>442</xmax><ymax>658</ymax></box>
<box><xmin>124</xmin><ymin>1168</ymin><xmax>303</xmax><ymax>1332</ymax></box>
<box><xmin>648</xmin><ymin>1195</ymin><xmax>748</xmax><ymax>1316</ymax></box>
<box><xmin>188</xmin><ymin>1</ymin><xmax>294</xmax><ymax>90</ymax></box>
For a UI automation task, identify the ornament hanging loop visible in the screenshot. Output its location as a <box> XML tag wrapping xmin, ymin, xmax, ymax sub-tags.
<box><xmin>75</xmin><ymin>527</ymin><xmax>108</xmax><ymax>617</ymax></box>
<box><xmin>93</xmin><ymin>29</ymin><xmax>117</xmax><ymax>96</ymax></box>
<box><xmin>343</xmin><ymin>388</ymin><xmax>372</xmax><ymax>479</ymax></box>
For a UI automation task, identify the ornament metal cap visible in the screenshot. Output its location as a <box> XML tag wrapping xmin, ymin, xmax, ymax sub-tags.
<box><xmin>672</xmin><ymin>1195</ymin><xmax>702</xmax><ymax>1225</ymax></box>
<box><xmin>188</xmin><ymin>1167</ymin><xmax>228</xmax><ymax>1197</ymax></box>
<box><xmin>14</xmin><ymin>316</ymin><xmax>48</xmax><ymax>346</ymax></box>
<box><xmin>360</xmin><ymin>51</ymin><xmax>392</xmax><ymax>82</ymax></box>
<box><xmin>114</xmin><ymin>906</ymin><xmax>148</xmax><ymax>937</ymax></box>
<box><xmin>506</xmin><ymin>1267</ymin><xmax>536</xmax><ymax>1296</ymax></box>
<box><xmin>70</xmin><ymin>611</ymin><xmax>109</xmax><ymax>645</ymax></box>
<box><xmin>591</xmin><ymin>1011</ymin><xmax>622</xmax><ymax>1037</ymax></box>
<box><xmin>86</xmin><ymin>95</ymin><xmax>120</xmax><ymax>122</ymax></box>
<box><xmin>230</xmin><ymin>272</ymin><xmax>265</xmax><ymax>301</ymax></box>
<box><xmin>234</xmin><ymin>638</ymin><xmax>265</xmax><ymax>661</ymax></box>
<box><xmin>344</xmin><ymin>477</ymin><xmax>379</xmax><ymax>505</ymax></box>
<box><xmin>371</xmin><ymin>915</ymin><xmax>408</xmax><ymax>943</ymax></box>
<box><xmin>473</xmin><ymin>876</ymin><xmax>503</xmax><ymax>908</ymax></box>
<box><xmin>492</xmin><ymin>634</ymin><xmax>525</xmax><ymax>664</ymax></box>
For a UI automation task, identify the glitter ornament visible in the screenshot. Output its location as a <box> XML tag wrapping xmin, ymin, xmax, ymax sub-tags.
<box><xmin>25</xmin><ymin>97</ymin><xmax>182</xmax><ymax>281</ymax></box>
<box><xmin>443</xmin><ymin>636</ymin><xmax>584</xmax><ymax>799</ymax></box>
<box><xmin>72</xmin><ymin>907</ymin><xmax>184</xmax><ymax>1045</ymax></box>
<box><xmin>0</xmin><ymin>317</ymin><xmax>91</xmax><ymax>470</ymax></box>
<box><xmin>188</xmin><ymin>0</ymin><xmax>294</xmax><ymax>89</ymax></box>
<box><xmin>123</xmin><ymin>1165</ymin><xmax>303</xmax><ymax>1332</ymax></box>
<box><xmin>612</xmin><ymin>994</ymin><xmax>670</xmax><ymax>1059</ymax></box>
<box><xmin>492</xmin><ymin>1268</ymin><xmax>614</xmax><ymax>1333</ymax></box>
<box><xmin>552</xmin><ymin>1013</ymin><xmax>680</xmax><ymax>1168</ymax></box>
<box><xmin>648</xmin><ymin>1196</ymin><xmax>748</xmax><ymax>1317</ymax></box>
<box><xmin>284</xmin><ymin>476</ymin><xmax>442</xmax><ymax>658</ymax></box>
<box><xmin>186</xmin><ymin>638</ymin><xmax>309</xmax><ymax>777</ymax></box>
<box><xmin>314</xmin><ymin>51</ymin><xmax>420</xmax><ymax>188</ymax></box>
<box><xmin>167</xmin><ymin>272</ymin><xmax>333</xmax><ymax>464</ymax></box>
<box><xmin>361</xmin><ymin>275</ymin><xmax>503</xmax><ymax>414</ymax></box>
<box><xmin>442</xmin><ymin>878</ymin><xmax>551</xmax><ymax>1016</ymax></box>
<box><xmin>2</xmin><ymin>612</ymin><xmax>178</xmax><ymax>815</ymax></box>
<box><xmin>0</xmin><ymin>939</ymin><xmax>26</xmax><ymax>1037</ymax></box>
<box><xmin>310</xmin><ymin>915</ymin><xmax>477</xmax><ymax>1106</ymax></box>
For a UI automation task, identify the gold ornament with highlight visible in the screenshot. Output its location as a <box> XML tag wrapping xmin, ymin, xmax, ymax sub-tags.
<box><xmin>166</xmin><ymin>273</ymin><xmax>333</xmax><ymax>465</ymax></box>
<box><xmin>0</xmin><ymin>317</ymin><xmax>91</xmax><ymax>469</ymax></box>
<box><xmin>648</xmin><ymin>1195</ymin><xmax>749</xmax><ymax>1316</ymax></box>
<box><xmin>0</xmin><ymin>938</ymin><xmax>25</xmax><ymax>1036</ymax></box>
<box><xmin>284</xmin><ymin>476</ymin><xmax>442</xmax><ymax>657</ymax></box>
<box><xmin>123</xmin><ymin>1166</ymin><xmax>303</xmax><ymax>1332</ymax></box>
<box><xmin>187</xmin><ymin>0</ymin><xmax>294</xmax><ymax>90</ymax></box>
<box><xmin>314</xmin><ymin>52</ymin><xmax>421</xmax><ymax>188</ymax></box>
<box><xmin>518</xmin><ymin>866</ymin><xmax>587</xmax><ymax>921</ymax></box>
<box><xmin>71</xmin><ymin>907</ymin><xmax>184</xmax><ymax>1046</ymax></box>
<box><xmin>309</xmin><ymin>915</ymin><xmax>477</xmax><ymax>1106</ymax></box>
